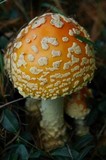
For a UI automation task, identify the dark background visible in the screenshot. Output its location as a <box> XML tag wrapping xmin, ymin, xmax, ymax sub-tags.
<box><xmin>0</xmin><ymin>0</ymin><xmax>106</xmax><ymax>160</ymax></box>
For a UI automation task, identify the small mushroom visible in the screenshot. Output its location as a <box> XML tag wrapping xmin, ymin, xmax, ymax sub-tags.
<box><xmin>65</xmin><ymin>87</ymin><xmax>92</xmax><ymax>136</ymax></box>
<box><xmin>4</xmin><ymin>13</ymin><xmax>95</xmax><ymax>151</ymax></box>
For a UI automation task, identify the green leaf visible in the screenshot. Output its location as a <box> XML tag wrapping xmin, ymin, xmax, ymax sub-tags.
<box><xmin>4</xmin><ymin>144</ymin><xmax>29</xmax><ymax>160</ymax></box>
<box><xmin>15</xmin><ymin>144</ymin><xmax>29</xmax><ymax>160</ymax></box>
<box><xmin>78</xmin><ymin>145</ymin><xmax>94</xmax><ymax>160</ymax></box>
<box><xmin>51</xmin><ymin>146</ymin><xmax>73</xmax><ymax>158</ymax></box>
<box><xmin>29</xmin><ymin>150</ymin><xmax>43</xmax><ymax>159</ymax></box>
<box><xmin>55</xmin><ymin>157</ymin><xmax>71</xmax><ymax>160</ymax></box>
<box><xmin>2</xmin><ymin>109</ymin><xmax>19</xmax><ymax>133</ymax></box>
<box><xmin>3</xmin><ymin>152</ymin><xmax>12</xmax><ymax>160</ymax></box>
<box><xmin>71</xmin><ymin>149</ymin><xmax>80</xmax><ymax>160</ymax></box>
<box><xmin>3</xmin><ymin>145</ymin><xmax>19</xmax><ymax>160</ymax></box>
<box><xmin>20</xmin><ymin>132</ymin><xmax>33</xmax><ymax>142</ymax></box>
<box><xmin>40</xmin><ymin>3</ymin><xmax>64</xmax><ymax>15</ymax></box>
<box><xmin>0</xmin><ymin>36</ymin><xmax>8</xmax><ymax>48</ymax></box>
<box><xmin>74</xmin><ymin>134</ymin><xmax>94</xmax><ymax>150</ymax></box>
<box><xmin>76</xmin><ymin>35</ymin><xmax>97</xmax><ymax>50</ymax></box>
<box><xmin>9</xmin><ymin>153</ymin><xmax>19</xmax><ymax>160</ymax></box>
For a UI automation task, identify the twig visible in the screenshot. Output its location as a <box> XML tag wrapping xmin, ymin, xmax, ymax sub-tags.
<box><xmin>19</xmin><ymin>136</ymin><xmax>37</xmax><ymax>149</ymax></box>
<box><xmin>97</xmin><ymin>121</ymin><xmax>106</xmax><ymax>139</ymax></box>
<box><xmin>66</xmin><ymin>144</ymin><xmax>74</xmax><ymax>160</ymax></box>
<box><xmin>0</xmin><ymin>97</ymin><xmax>26</xmax><ymax>109</ymax></box>
<box><xmin>53</xmin><ymin>0</ymin><xmax>66</xmax><ymax>15</ymax></box>
<box><xmin>12</xmin><ymin>0</ymin><xmax>29</xmax><ymax>21</ymax></box>
<box><xmin>0</xmin><ymin>18</ymin><xmax>20</xmax><ymax>30</ymax></box>
<box><xmin>5</xmin><ymin>129</ymin><xmax>20</xmax><ymax>147</ymax></box>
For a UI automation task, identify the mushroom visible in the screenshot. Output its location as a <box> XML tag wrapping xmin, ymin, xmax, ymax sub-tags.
<box><xmin>65</xmin><ymin>87</ymin><xmax>93</xmax><ymax>136</ymax></box>
<box><xmin>4</xmin><ymin>13</ymin><xmax>95</xmax><ymax>151</ymax></box>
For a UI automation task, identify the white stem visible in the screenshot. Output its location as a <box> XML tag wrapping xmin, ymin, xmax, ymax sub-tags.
<box><xmin>40</xmin><ymin>97</ymin><xmax>67</xmax><ymax>151</ymax></box>
<box><xmin>75</xmin><ymin>119</ymin><xmax>89</xmax><ymax>136</ymax></box>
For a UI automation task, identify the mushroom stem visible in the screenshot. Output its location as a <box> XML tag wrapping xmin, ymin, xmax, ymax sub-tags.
<box><xmin>25</xmin><ymin>98</ymin><xmax>41</xmax><ymax>120</ymax></box>
<box><xmin>75</xmin><ymin>119</ymin><xmax>89</xmax><ymax>136</ymax></box>
<box><xmin>65</xmin><ymin>87</ymin><xmax>91</xmax><ymax>136</ymax></box>
<box><xmin>40</xmin><ymin>97</ymin><xmax>67</xmax><ymax>151</ymax></box>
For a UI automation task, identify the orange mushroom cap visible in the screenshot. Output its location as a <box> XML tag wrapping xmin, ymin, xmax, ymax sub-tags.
<box><xmin>4</xmin><ymin>13</ymin><xmax>95</xmax><ymax>99</ymax></box>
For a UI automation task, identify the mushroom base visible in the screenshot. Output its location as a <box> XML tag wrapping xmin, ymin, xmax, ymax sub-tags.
<box><xmin>40</xmin><ymin>98</ymin><xmax>67</xmax><ymax>151</ymax></box>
